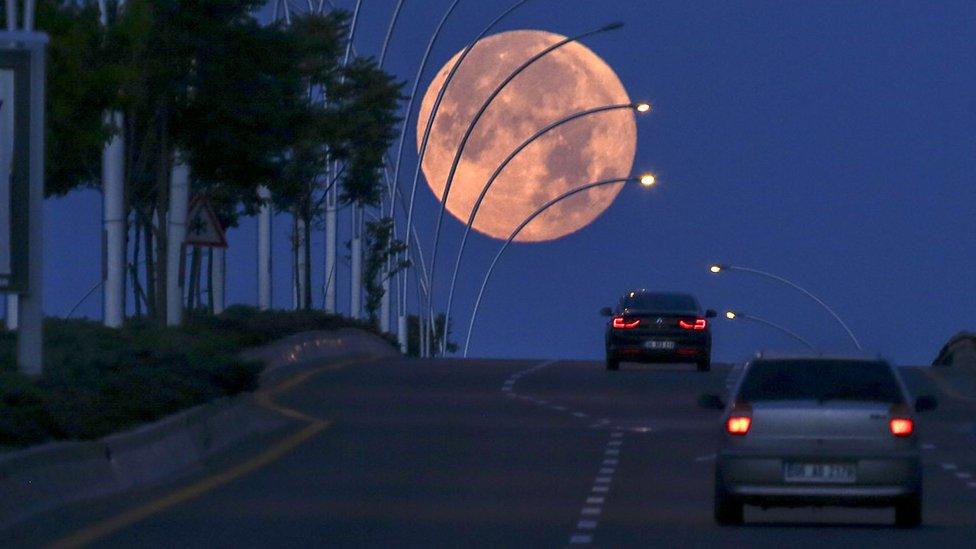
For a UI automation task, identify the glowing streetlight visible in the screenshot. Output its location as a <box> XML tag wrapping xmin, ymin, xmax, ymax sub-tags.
<box><xmin>635</xmin><ymin>102</ymin><xmax>652</xmax><ymax>113</ymax></box>
<box><xmin>440</xmin><ymin>102</ymin><xmax>654</xmax><ymax>354</ymax></box>
<box><xmin>711</xmin><ymin>263</ymin><xmax>860</xmax><ymax>350</ymax></box>
<box><xmin>464</xmin><ymin>174</ymin><xmax>659</xmax><ymax>356</ymax></box>
<box><xmin>723</xmin><ymin>310</ymin><xmax>815</xmax><ymax>351</ymax></box>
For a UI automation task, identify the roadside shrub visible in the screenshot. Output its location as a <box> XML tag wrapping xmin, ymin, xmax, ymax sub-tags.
<box><xmin>0</xmin><ymin>307</ymin><xmax>395</xmax><ymax>448</ymax></box>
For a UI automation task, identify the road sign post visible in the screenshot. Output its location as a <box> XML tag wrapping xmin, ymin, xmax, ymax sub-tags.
<box><xmin>1</xmin><ymin>31</ymin><xmax>47</xmax><ymax>376</ymax></box>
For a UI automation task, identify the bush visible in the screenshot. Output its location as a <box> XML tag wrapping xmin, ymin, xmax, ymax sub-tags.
<box><xmin>0</xmin><ymin>307</ymin><xmax>396</xmax><ymax>448</ymax></box>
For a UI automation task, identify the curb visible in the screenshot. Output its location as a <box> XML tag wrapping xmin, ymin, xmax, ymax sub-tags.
<box><xmin>0</xmin><ymin>328</ymin><xmax>399</xmax><ymax>531</ymax></box>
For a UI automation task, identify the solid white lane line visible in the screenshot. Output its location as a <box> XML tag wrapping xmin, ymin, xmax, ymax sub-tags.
<box><xmin>569</xmin><ymin>534</ymin><xmax>593</xmax><ymax>544</ymax></box>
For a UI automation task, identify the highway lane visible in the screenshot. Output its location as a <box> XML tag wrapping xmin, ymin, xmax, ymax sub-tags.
<box><xmin>4</xmin><ymin>357</ymin><xmax>976</xmax><ymax>548</ymax></box>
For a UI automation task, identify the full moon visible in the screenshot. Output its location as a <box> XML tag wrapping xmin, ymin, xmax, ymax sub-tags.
<box><xmin>417</xmin><ymin>30</ymin><xmax>637</xmax><ymax>242</ymax></box>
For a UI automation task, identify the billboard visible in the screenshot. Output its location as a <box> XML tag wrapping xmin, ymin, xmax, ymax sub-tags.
<box><xmin>0</xmin><ymin>50</ymin><xmax>30</xmax><ymax>293</ymax></box>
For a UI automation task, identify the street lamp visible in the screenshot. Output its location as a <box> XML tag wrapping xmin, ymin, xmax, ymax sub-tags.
<box><xmin>724</xmin><ymin>310</ymin><xmax>815</xmax><ymax>351</ymax></box>
<box><xmin>440</xmin><ymin>102</ymin><xmax>653</xmax><ymax>354</ymax></box>
<box><xmin>426</xmin><ymin>20</ymin><xmax>626</xmax><ymax>355</ymax></box>
<box><xmin>397</xmin><ymin>0</ymin><xmax>535</xmax><ymax>357</ymax></box>
<box><xmin>708</xmin><ymin>263</ymin><xmax>861</xmax><ymax>350</ymax></box>
<box><xmin>463</xmin><ymin>174</ymin><xmax>657</xmax><ymax>357</ymax></box>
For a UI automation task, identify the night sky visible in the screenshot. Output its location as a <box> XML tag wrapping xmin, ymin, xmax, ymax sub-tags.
<box><xmin>26</xmin><ymin>1</ymin><xmax>976</xmax><ymax>365</ymax></box>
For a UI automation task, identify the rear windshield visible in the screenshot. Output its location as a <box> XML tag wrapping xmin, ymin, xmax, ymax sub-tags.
<box><xmin>737</xmin><ymin>360</ymin><xmax>904</xmax><ymax>404</ymax></box>
<box><xmin>620</xmin><ymin>293</ymin><xmax>698</xmax><ymax>313</ymax></box>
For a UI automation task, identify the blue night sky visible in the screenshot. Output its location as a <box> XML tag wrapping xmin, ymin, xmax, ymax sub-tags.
<box><xmin>27</xmin><ymin>0</ymin><xmax>976</xmax><ymax>365</ymax></box>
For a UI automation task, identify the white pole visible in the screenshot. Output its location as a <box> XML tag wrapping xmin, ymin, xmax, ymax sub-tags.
<box><xmin>212</xmin><ymin>247</ymin><xmax>225</xmax><ymax>314</ymax></box>
<box><xmin>17</xmin><ymin>38</ymin><xmax>44</xmax><ymax>376</ymax></box>
<box><xmin>102</xmin><ymin>111</ymin><xmax>125</xmax><ymax>328</ymax></box>
<box><xmin>165</xmin><ymin>159</ymin><xmax>188</xmax><ymax>326</ymax></box>
<box><xmin>257</xmin><ymin>185</ymin><xmax>271</xmax><ymax>310</ymax></box>
<box><xmin>324</xmin><ymin>186</ymin><xmax>337</xmax><ymax>313</ymax></box>
<box><xmin>5</xmin><ymin>294</ymin><xmax>17</xmax><ymax>330</ymax></box>
<box><xmin>0</xmin><ymin>65</ymin><xmax>14</xmax><ymax>331</ymax></box>
<box><xmin>98</xmin><ymin>0</ymin><xmax>125</xmax><ymax>328</ymax></box>
<box><xmin>397</xmin><ymin>313</ymin><xmax>407</xmax><ymax>354</ymax></box>
<box><xmin>349</xmin><ymin>209</ymin><xmax>362</xmax><ymax>319</ymax></box>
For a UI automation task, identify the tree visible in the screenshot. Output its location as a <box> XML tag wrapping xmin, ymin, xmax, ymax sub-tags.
<box><xmin>405</xmin><ymin>314</ymin><xmax>456</xmax><ymax>358</ymax></box>
<box><xmin>361</xmin><ymin>217</ymin><xmax>408</xmax><ymax>326</ymax></box>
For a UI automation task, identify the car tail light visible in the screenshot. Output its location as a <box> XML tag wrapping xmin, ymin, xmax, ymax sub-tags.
<box><xmin>678</xmin><ymin>318</ymin><xmax>707</xmax><ymax>330</ymax></box>
<box><xmin>726</xmin><ymin>416</ymin><xmax>751</xmax><ymax>435</ymax></box>
<box><xmin>889</xmin><ymin>418</ymin><xmax>914</xmax><ymax>437</ymax></box>
<box><xmin>612</xmin><ymin>316</ymin><xmax>640</xmax><ymax>329</ymax></box>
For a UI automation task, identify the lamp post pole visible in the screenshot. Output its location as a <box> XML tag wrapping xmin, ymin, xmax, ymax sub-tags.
<box><xmin>440</xmin><ymin>102</ymin><xmax>650</xmax><ymax>354</ymax></box>
<box><xmin>724</xmin><ymin>310</ymin><xmax>815</xmax><ymax>351</ymax></box>
<box><xmin>425</xmin><ymin>21</ymin><xmax>625</xmax><ymax>354</ymax></box>
<box><xmin>397</xmin><ymin>1</ymin><xmax>533</xmax><ymax>356</ymax></box>
<box><xmin>710</xmin><ymin>264</ymin><xmax>862</xmax><ymax>350</ymax></box>
<box><xmin>464</xmin><ymin>174</ymin><xmax>656</xmax><ymax>356</ymax></box>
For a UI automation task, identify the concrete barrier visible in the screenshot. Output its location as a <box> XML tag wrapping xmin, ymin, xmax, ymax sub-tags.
<box><xmin>0</xmin><ymin>328</ymin><xmax>398</xmax><ymax>531</ymax></box>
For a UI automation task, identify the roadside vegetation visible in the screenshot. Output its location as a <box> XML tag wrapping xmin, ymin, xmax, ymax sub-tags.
<box><xmin>0</xmin><ymin>307</ymin><xmax>395</xmax><ymax>449</ymax></box>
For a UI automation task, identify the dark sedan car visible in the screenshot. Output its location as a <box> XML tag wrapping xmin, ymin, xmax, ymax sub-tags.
<box><xmin>602</xmin><ymin>290</ymin><xmax>716</xmax><ymax>371</ymax></box>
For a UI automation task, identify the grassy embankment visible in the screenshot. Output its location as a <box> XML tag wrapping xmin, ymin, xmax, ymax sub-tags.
<box><xmin>0</xmin><ymin>306</ymin><xmax>395</xmax><ymax>449</ymax></box>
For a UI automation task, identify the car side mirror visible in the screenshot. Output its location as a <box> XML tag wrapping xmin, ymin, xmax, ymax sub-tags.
<box><xmin>698</xmin><ymin>393</ymin><xmax>725</xmax><ymax>410</ymax></box>
<box><xmin>705</xmin><ymin>309</ymin><xmax>717</xmax><ymax>318</ymax></box>
<box><xmin>914</xmin><ymin>395</ymin><xmax>938</xmax><ymax>413</ymax></box>
<box><xmin>599</xmin><ymin>307</ymin><xmax>613</xmax><ymax>317</ymax></box>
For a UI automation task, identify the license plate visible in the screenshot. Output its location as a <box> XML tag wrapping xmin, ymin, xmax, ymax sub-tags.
<box><xmin>644</xmin><ymin>340</ymin><xmax>675</xmax><ymax>350</ymax></box>
<box><xmin>784</xmin><ymin>462</ymin><xmax>857</xmax><ymax>483</ymax></box>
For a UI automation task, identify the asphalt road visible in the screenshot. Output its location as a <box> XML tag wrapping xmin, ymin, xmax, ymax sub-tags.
<box><xmin>4</xmin><ymin>356</ymin><xmax>976</xmax><ymax>548</ymax></box>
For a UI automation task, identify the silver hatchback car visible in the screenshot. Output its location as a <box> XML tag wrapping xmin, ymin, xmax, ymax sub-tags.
<box><xmin>699</xmin><ymin>357</ymin><xmax>938</xmax><ymax>527</ymax></box>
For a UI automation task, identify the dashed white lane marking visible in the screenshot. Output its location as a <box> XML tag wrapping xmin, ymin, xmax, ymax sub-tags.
<box><xmin>921</xmin><ymin>443</ymin><xmax>936</xmax><ymax>450</ymax></box>
<box><xmin>968</xmin><ymin>482</ymin><xmax>976</xmax><ymax>489</ymax></box>
<box><xmin>566</xmin><ymin>430</ymin><xmax>624</xmax><ymax>545</ymax></box>
<box><xmin>695</xmin><ymin>453</ymin><xmax>717</xmax><ymax>462</ymax></box>
<box><xmin>573</xmin><ymin>412</ymin><xmax>589</xmax><ymax>418</ymax></box>
<box><xmin>941</xmin><ymin>463</ymin><xmax>958</xmax><ymax>471</ymax></box>
<box><xmin>955</xmin><ymin>472</ymin><xmax>972</xmax><ymax>479</ymax></box>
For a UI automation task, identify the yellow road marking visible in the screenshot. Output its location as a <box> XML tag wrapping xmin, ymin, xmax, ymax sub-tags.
<box><xmin>49</xmin><ymin>357</ymin><xmax>375</xmax><ymax>549</ymax></box>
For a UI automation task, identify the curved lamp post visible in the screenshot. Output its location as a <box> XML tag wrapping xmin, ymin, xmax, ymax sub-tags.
<box><xmin>709</xmin><ymin>264</ymin><xmax>862</xmax><ymax>350</ymax></box>
<box><xmin>440</xmin><ymin>102</ymin><xmax>651</xmax><ymax>354</ymax></box>
<box><xmin>463</xmin><ymin>173</ymin><xmax>657</xmax><ymax>356</ymax></box>
<box><xmin>426</xmin><ymin>21</ymin><xmax>626</xmax><ymax>352</ymax></box>
<box><xmin>724</xmin><ymin>310</ymin><xmax>815</xmax><ymax>351</ymax></box>
<box><xmin>398</xmin><ymin>0</ymin><xmax>536</xmax><ymax>356</ymax></box>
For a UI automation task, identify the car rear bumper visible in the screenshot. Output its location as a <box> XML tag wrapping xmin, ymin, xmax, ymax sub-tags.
<box><xmin>717</xmin><ymin>451</ymin><xmax>921</xmax><ymax>506</ymax></box>
<box><xmin>607</xmin><ymin>334</ymin><xmax>710</xmax><ymax>362</ymax></box>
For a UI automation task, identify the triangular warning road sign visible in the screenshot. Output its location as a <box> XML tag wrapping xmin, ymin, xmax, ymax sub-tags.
<box><xmin>185</xmin><ymin>196</ymin><xmax>228</xmax><ymax>248</ymax></box>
